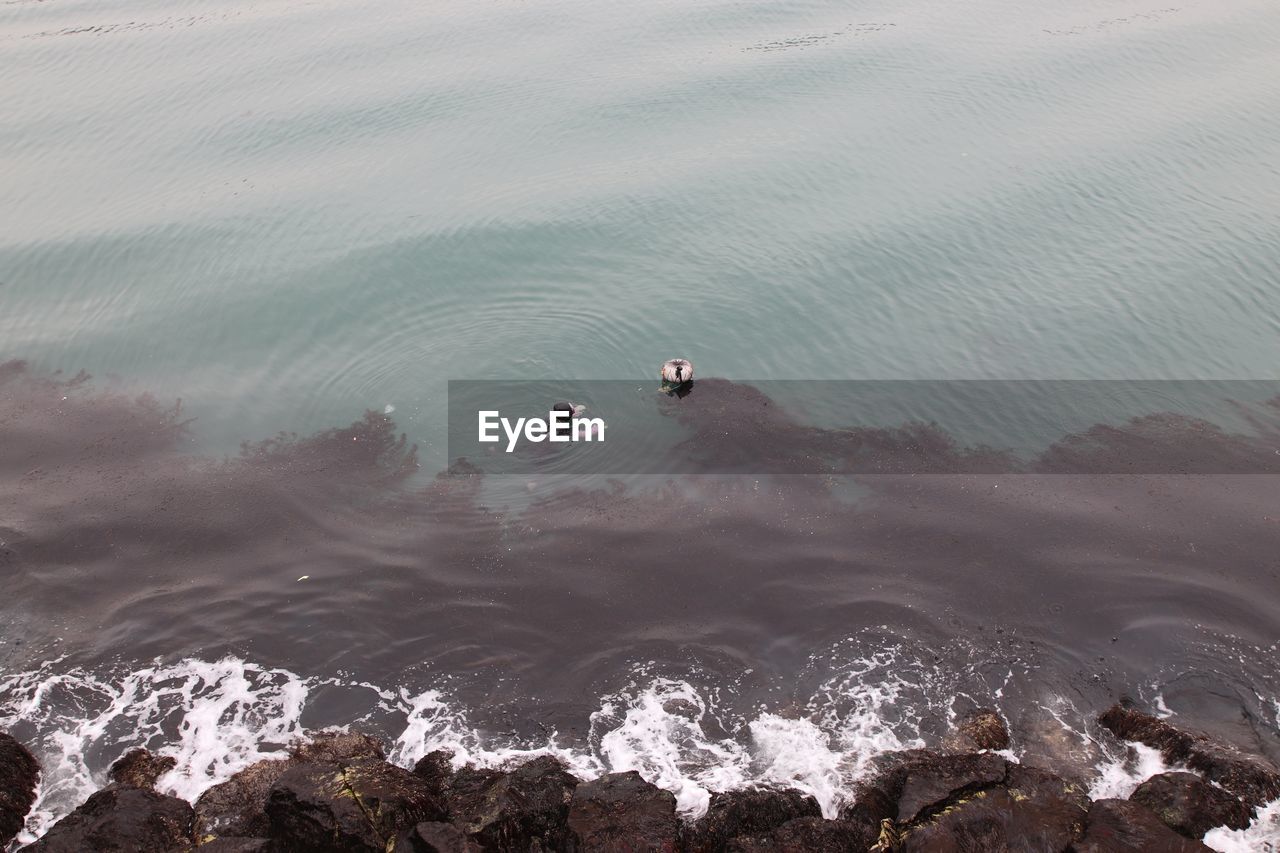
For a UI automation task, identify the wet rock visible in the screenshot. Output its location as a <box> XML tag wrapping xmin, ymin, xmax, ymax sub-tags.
<box><xmin>836</xmin><ymin>782</ymin><xmax>896</xmax><ymax>848</ymax></box>
<box><xmin>566</xmin><ymin>771</ymin><xmax>679</xmax><ymax>852</ymax></box>
<box><xmin>1099</xmin><ymin>704</ymin><xmax>1280</xmax><ymax>807</ymax></box>
<box><xmin>1072</xmin><ymin>798</ymin><xmax>1213</xmax><ymax>852</ymax></box>
<box><xmin>109</xmin><ymin>748</ymin><xmax>176</xmax><ymax>791</ymax></box>
<box><xmin>195</xmin><ymin>733</ymin><xmax>393</xmax><ymax>845</ymax></box>
<box><xmin>1</xmin><ymin>731</ymin><xmax>39</xmax><ymax>848</ymax></box>
<box><xmin>412</xmin><ymin>750</ymin><xmax>456</xmax><ymax>801</ymax></box>
<box><xmin>956</xmin><ymin>708</ymin><xmax>1010</xmax><ymax>751</ymax></box>
<box><xmin>266</xmin><ymin>757</ymin><xmax>446</xmax><ymax>852</ymax></box>
<box><xmin>1129</xmin><ymin>771</ymin><xmax>1253</xmax><ymax>839</ymax></box>
<box><xmin>685</xmin><ymin>788</ymin><xmax>821</xmax><ymax>853</ymax></box>
<box><xmin>22</xmin><ymin>786</ymin><xmax>194</xmax><ymax>852</ymax></box>
<box><xmin>446</xmin><ymin>756</ymin><xmax>578</xmax><ymax>851</ymax></box>
<box><xmin>894</xmin><ymin>752</ymin><xmax>1010</xmax><ymax>824</ymax></box>
<box><xmin>839</xmin><ymin>750</ymin><xmax>1010</xmax><ymax>828</ymax></box>
<box><xmin>1010</xmin><ymin>712</ymin><xmax>1098</xmax><ymax>790</ymax></box>
<box><xmin>169</xmin><ymin>838</ymin><xmax>274</xmax><ymax>852</ymax></box>
<box><xmin>195</xmin><ymin>757</ymin><xmax>294</xmax><ymax>839</ymax></box>
<box><xmin>388</xmin><ymin>821</ymin><xmax>481</xmax><ymax>852</ymax></box>
<box><xmin>725</xmin><ymin>817</ymin><xmax>869</xmax><ymax>852</ymax></box>
<box><xmin>291</xmin><ymin>731</ymin><xmax>385</xmax><ymax>764</ymax></box>
<box><xmin>897</xmin><ymin>764</ymin><xmax>1088</xmax><ymax>852</ymax></box>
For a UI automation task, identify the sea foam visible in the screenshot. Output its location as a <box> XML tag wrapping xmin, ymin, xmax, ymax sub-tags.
<box><xmin>2</xmin><ymin>654</ymin><xmax>1277</xmax><ymax>851</ymax></box>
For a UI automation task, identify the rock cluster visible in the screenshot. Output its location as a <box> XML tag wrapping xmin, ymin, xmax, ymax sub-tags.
<box><xmin>0</xmin><ymin>732</ymin><xmax>39</xmax><ymax>849</ymax></box>
<box><xmin>1</xmin><ymin>703</ymin><xmax>1275</xmax><ymax>851</ymax></box>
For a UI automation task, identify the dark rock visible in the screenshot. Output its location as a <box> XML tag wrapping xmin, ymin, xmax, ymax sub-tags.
<box><xmin>1099</xmin><ymin>704</ymin><xmax>1280</xmax><ymax>807</ymax></box>
<box><xmin>957</xmin><ymin>708</ymin><xmax>1010</xmax><ymax>751</ymax></box>
<box><xmin>291</xmin><ymin>731</ymin><xmax>385</xmax><ymax>764</ymax></box>
<box><xmin>266</xmin><ymin>757</ymin><xmax>446</xmax><ymax>852</ymax></box>
<box><xmin>838</xmin><ymin>750</ymin><xmax>1009</xmax><ymax>827</ymax></box>
<box><xmin>1011</xmin><ymin>714</ymin><xmax>1099</xmax><ymax>790</ymax></box>
<box><xmin>897</xmin><ymin>764</ymin><xmax>1089</xmax><ymax>852</ymax></box>
<box><xmin>195</xmin><ymin>731</ymin><xmax>387</xmax><ymax>846</ymax></box>
<box><xmin>894</xmin><ymin>752</ymin><xmax>1010</xmax><ymax>824</ymax></box>
<box><xmin>195</xmin><ymin>757</ymin><xmax>295</xmax><ymax>839</ymax></box>
<box><xmin>836</xmin><ymin>783</ymin><xmax>896</xmax><ymax>848</ymax></box>
<box><xmin>1072</xmin><ymin>798</ymin><xmax>1213</xmax><ymax>852</ymax></box>
<box><xmin>685</xmin><ymin>788</ymin><xmax>821</xmax><ymax>853</ymax></box>
<box><xmin>197</xmin><ymin>839</ymin><xmax>274</xmax><ymax>852</ymax></box>
<box><xmin>1130</xmin><ymin>771</ymin><xmax>1253</xmax><ymax>839</ymax></box>
<box><xmin>0</xmin><ymin>731</ymin><xmax>39</xmax><ymax>848</ymax></box>
<box><xmin>566</xmin><ymin>771</ymin><xmax>679</xmax><ymax>852</ymax></box>
<box><xmin>168</xmin><ymin>838</ymin><xmax>274</xmax><ymax>852</ymax></box>
<box><xmin>389</xmin><ymin>821</ymin><xmax>481</xmax><ymax>852</ymax></box>
<box><xmin>725</xmin><ymin>817</ymin><xmax>869</xmax><ymax>852</ymax></box>
<box><xmin>22</xmin><ymin>786</ymin><xmax>194</xmax><ymax>852</ymax></box>
<box><xmin>108</xmin><ymin>748</ymin><xmax>176</xmax><ymax>791</ymax></box>
<box><xmin>413</xmin><ymin>750</ymin><xmax>456</xmax><ymax>801</ymax></box>
<box><xmin>447</xmin><ymin>756</ymin><xmax>578</xmax><ymax>851</ymax></box>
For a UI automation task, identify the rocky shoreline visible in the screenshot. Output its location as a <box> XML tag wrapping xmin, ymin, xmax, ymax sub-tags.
<box><xmin>2</xmin><ymin>704</ymin><xmax>1276</xmax><ymax>852</ymax></box>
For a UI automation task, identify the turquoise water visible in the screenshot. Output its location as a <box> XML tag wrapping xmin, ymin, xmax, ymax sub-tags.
<box><xmin>4</xmin><ymin>0</ymin><xmax>1279</xmax><ymax>467</ymax></box>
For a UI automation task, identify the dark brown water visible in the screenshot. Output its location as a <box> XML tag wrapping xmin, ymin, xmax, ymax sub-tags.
<box><xmin>2</xmin><ymin>361</ymin><xmax>1279</xmax><ymax>844</ymax></box>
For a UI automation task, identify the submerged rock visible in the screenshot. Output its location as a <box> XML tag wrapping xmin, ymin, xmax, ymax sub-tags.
<box><xmin>724</xmin><ymin>816</ymin><xmax>869</xmax><ymax>852</ymax></box>
<box><xmin>0</xmin><ymin>731</ymin><xmax>39</xmax><ymax>849</ymax></box>
<box><xmin>108</xmin><ymin>748</ymin><xmax>176</xmax><ymax>791</ymax></box>
<box><xmin>1073</xmin><ymin>798</ymin><xmax>1213</xmax><ymax>852</ymax></box>
<box><xmin>1009</xmin><ymin>711</ymin><xmax>1099</xmax><ymax>790</ymax></box>
<box><xmin>566</xmin><ymin>771</ymin><xmax>679</xmax><ymax>852</ymax></box>
<box><xmin>955</xmin><ymin>708</ymin><xmax>1010</xmax><ymax>751</ymax></box>
<box><xmin>446</xmin><ymin>756</ymin><xmax>578</xmax><ymax>851</ymax></box>
<box><xmin>266</xmin><ymin>757</ymin><xmax>446</xmax><ymax>852</ymax></box>
<box><xmin>1129</xmin><ymin>771</ymin><xmax>1253</xmax><ymax>839</ymax></box>
<box><xmin>685</xmin><ymin>788</ymin><xmax>821</xmax><ymax>853</ymax></box>
<box><xmin>21</xmin><ymin>786</ymin><xmax>194</xmax><ymax>852</ymax></box>
<box><xmin>291</xmin><ymin>731</ymin><xmax>385</xmax><ymax>765</ymax></box>
<box><xmin>1099</xmin><ymin>704</ymin><xmax>1280</xmax><ymax>807</ymax></box>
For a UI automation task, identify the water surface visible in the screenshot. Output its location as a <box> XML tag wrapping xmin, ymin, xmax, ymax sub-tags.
<box><xmin>2</xmin><ymin>0</ymin><xmax>1280</xmax><ymax>845</ymax></box>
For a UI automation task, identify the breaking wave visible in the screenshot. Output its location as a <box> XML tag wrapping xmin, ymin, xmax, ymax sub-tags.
<box><xmin>3</xmin><ymin>652</ymin><xmax>1278</xmax><ymax>850</ymax></box>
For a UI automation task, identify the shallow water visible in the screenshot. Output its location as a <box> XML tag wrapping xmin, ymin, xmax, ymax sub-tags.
<box><xmin>2</xmin><ymin>0</ymin><xmax>1280</xmax><ymax>845</ymax></box>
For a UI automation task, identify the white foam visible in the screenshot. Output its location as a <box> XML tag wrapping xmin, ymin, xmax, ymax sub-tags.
<box><xmin>0</xmin><ymin>657</ymin><xmax>311</xmax><ymax>845</ymax></box>
<box><xmin>592</xmin><ymin>678</ymin><xmax>748</xmax><ymax>815</ymax></box>
<box><xmin>811</xmin><ymin>649</ymin><xmax>927</xmax><ymax>785</ymax></box>
<box><xmin>748</xmin><ymin>714</ymin><xmax>844</xmax><ymax>817</ymax></box>
<box><xmin>5</xmin><ymin>652</ymin><xmax>1278</xmax><ymax>848</ymax></box>
<box><xmin>388</xmin><ymin>686</ymin><xmax>599</xmax><ymax>781</ymax></box>
<box><xmin>1205</xmin><ymin>797</ymin><xmax>1280</xmax><ymax>852</ymax></box>
<box><xmin>1087</xmin><ymin>742</ymin><xmax>1172</xmax><ymax>800</ymax></box>
<box><xmin>0</xmin><ymin>649</ymin><xmax>940</xmax><ymax>839</ymax></box>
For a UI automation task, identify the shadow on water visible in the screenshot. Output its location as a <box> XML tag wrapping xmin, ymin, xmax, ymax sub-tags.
<box><xmin>2</xmin><ymin>359</ymin><xmax>1280</xmax><ymax>769</ymax></box>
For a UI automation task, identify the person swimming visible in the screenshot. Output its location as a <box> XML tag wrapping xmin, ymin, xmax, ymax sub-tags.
<box><xmin>551</xmin><ymin>400</ymin><xmax>599</xmax><ymax>440</ymax></box>
<box><xmin>551</xmin><ymin>401</ymin><xmax>575</xmax><ymax>440</ymax></box>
